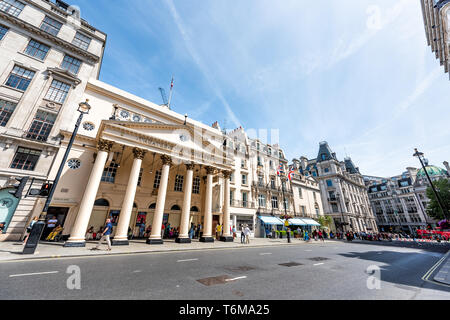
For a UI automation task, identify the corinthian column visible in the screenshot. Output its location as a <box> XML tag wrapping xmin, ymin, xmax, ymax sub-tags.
<box><xmin>220</xmin><ymin>170</ymin><xmax>233</xmax><ymax>242</ymax></box>
<box><xmin>112</xmin><ymin>148</ymin><xmax>146</xmax><ymax>245</ymax></box>
<box><xmin>147</xmin><ymin>155</ymin><xmax>171</xmax><ymax>244</ymax></box>
<box><xmin>176</xmin><ymin>162</ymin><xmax>195</xmax><ymax>243</ymax></box>
<box><xmin>65</xmin><ymin>139</ymin><xmax>114</xmax><ymax>247</ymax></box>
<box><xmin>200</xmin><ymin>166</ymin><xmax>215</xmax><ymax>242</ymax></box>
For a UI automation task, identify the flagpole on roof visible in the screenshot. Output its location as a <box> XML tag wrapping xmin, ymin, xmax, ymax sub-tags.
<box><xmin>168</xmin><ymin>76</ymin><xmax>174</xmax><ymax>109</ymax></box>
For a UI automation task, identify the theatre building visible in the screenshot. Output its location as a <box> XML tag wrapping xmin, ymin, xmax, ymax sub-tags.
<box><xmin>42</xmin><ymin>79</ymin><xmax>235</xmax><ymax>246</ymax></box>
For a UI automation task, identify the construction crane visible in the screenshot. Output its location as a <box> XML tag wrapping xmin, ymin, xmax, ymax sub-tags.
<box><xmin>158</xmin><ymin>77</ymin><xmax>174</xmax><ymax>109</ymax></box>
<box><xmin>158</xmin><ymin>87</ymin><xmax>168</xmax><ymax>107</ymax></box>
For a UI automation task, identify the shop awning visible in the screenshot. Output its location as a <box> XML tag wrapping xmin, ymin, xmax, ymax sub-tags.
<box><xmin>288</xmin><ymin>218</ymin><xmax>307</xmax><ymax>226</ymax></box>
<box><xmin>258</xmin><ymin>216</ymin><xmax>284</xmax><ymax>225</ymax></box>
<box><xmin>301</xmin><ymin>218</ymin><xmax>321</xmax><ymax>226</ymax></box>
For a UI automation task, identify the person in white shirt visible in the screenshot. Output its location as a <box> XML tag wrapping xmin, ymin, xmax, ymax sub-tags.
<box><xmin>244</xmin><ymin>225</ymin><xmax>251</xmax><ymax>244</ymax></box>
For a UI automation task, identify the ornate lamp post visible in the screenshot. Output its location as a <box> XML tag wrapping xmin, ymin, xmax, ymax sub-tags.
<box><xmin>23</xmin><ymin>100</ymin><xmax>91</xmax><ymax>254</ymax></box>
<box><xmin>413</xmin><ymin>148</ymin><xmax>449</xmax><ymax>220</ymax></box>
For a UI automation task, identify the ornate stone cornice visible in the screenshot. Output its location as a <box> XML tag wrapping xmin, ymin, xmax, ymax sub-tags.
<box><xmin>97</xmin><ymin>139</ymin><xmax>114</xmax><ymax>152</ymax></box>
<box><xmin>47</xmin><ymin>67</ymin><xmax>82</xmax><ymax>87</ymax></box>
<box><xmin>133</xmin><ymin>147</ymin><xmax>146</xmax><ymax>160</ymax></box>
<box><xmin>160</xmin><ymin>155</ymin><xmax>172</xmax><ymax>166</ymax></box>
<box><xmin>0</xmin><ymin>11</ymin><xmax>99</xmax><ymax>64</ymax></box>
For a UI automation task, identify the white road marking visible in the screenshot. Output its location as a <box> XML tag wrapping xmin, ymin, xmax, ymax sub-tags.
<box><xmin>132</xmin><ymin>270</ymin><xmax>142</xmax><ymax>273</ymax></box>
<box><xmin>225</xmin><ymin>276</ymin><xmax>247</xmax><ymax>282</ymax></box>
<box><xmin>313</xmin><ymin>263</ymin><xmax>324</xmax><ymax>266</ymax></box>
<box><xmin>259</xmin><ymin>253</ymin><xmax>272</xmax><ymax>255</ymax></box>
<box><xmin>9</xmin><ymin>271</ymin><xmax>59</xmax><ymax>278</ymax></box>
<box><xmin>177</xmin><ymin>258</ymin><xmax>199</xmax><ymax>262</ymax></box>
<box><xmin>305</xmin><ymin>250</ymin><xmax>312</xmax><ymax>252</ymax></box>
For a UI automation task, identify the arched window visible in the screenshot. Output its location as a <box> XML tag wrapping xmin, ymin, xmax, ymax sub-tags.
<box><xmin>149</xmin><ymin>203</ymin><xmax>156</xmax><ymax>209</ymax></box>
<box><xmin>171</xmin><ymin>205</ymin><xmax>181</xmax><ymax>211</ymax></box>
<box><xmin>190</xmin><ymin>206</ymin><xmax>199</xmax><ymax>212</ymax></box>
<box><xmin>94</xmin><ymin>198</ymin><xmax>109</xmax><ymax>206</ymax></box>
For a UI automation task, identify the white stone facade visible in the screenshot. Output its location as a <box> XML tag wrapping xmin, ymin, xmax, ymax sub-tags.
<box><xmin>0</xmin><ymin>0</ymin><xmax>106</xmax><ymax>241</ymax></box>
<box><xmin>296</xmin><ymin>142</ymin><xmax>378</xmax><ymax>233</ymax></box>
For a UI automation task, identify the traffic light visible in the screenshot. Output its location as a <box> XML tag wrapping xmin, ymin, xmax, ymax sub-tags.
<box><xmin>9</xmin><ymin>176</ymin><xmax>29</xmax><ymax>199</ymax></box>
<box><xmin>39</xmin><ymin>182</ymin><xmax>52</xmax><ymax>197</ymax></box>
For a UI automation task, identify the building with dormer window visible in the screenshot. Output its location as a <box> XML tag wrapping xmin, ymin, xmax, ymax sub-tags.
<box><xmin>295</xmin><ymin>141</ymin><xmax>378</xmax><ymax>233</ymax></box>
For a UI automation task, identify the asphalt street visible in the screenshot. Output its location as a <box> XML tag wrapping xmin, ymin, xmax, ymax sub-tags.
<box><xmin>0</xmin><ymin>241</ymin><xmax>449</xmax><ymax>300</ymax></box>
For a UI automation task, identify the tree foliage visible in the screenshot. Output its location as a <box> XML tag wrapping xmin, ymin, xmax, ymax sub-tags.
<box><xmin>317</xmin><ymin>215</ymin><xmax>333</xmax><ymax>228</ymax></box>
<box><xmin>425</xmin><ymin>179</ymin><xmax>450</xmax><ymax>220</ymax></box>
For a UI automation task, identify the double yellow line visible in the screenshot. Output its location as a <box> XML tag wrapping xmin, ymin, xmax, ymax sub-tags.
<box><xmin>422</xmin><ymin>250</ymin><xmax>450</xmax><ymax>288</ymax></box>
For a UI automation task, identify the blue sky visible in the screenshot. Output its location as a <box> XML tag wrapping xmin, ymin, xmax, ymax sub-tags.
<box><xmin>71</xmin><ymin>0</ymin><xmax>450</xmax><ymax>177</ymax></box>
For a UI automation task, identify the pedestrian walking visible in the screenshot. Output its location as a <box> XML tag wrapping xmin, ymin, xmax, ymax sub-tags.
<box><xmin>240</xmin><ymin>224</ymin><xmax>245</xmax><ymax>244</ymax></box>
<box><xmin>23</xmin><ymin>216</ymin><xmax>39</xmax><ymax>243</ymax></box>
<box><xmin>318</xmin><ymin>230</ymin><xmax>324</xmax><ymax>242</ymax></box>
<box><xmin>244</xmin><ymin>224</ymin><xmax>250</xmax><ymax>244</ymax></box>
<box><xmin>189</xmin><ymin>223</ymin><xmax>195</xmax><ymax>239</ymax></box>
<box><xmin>304</xmin><ymin>230</ymin><xmax>309</xmax><ymax>242</ymax></box>
<box><xmin>232</xmin><ymin>225</ymin><xmax>236</xmax><ymax>240</ymax></box>
<box><xmin>92</xmin><ymin>219</ymin><xmax>113</xmax><ymax>251</ymax></box>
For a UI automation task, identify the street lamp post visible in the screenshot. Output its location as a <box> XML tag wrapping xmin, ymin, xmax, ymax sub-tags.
<box><xmin>23</xmin><ymin>100</ymin><xmax>91</xmax><ymax>254</ymax></box>
<box><xmin>413</xmin><ymin>148</ymin><xmax>449</xmax><ymax>220</ymax></box>
<box><xmin>280</xmin><ymin>176</ymin><xmax>291</xmax><ymax>243</ymax></box>
<box><xmin>336</xmin><ymin>192</ymin><xmax>346</xmax><ymax>235</ymax></box>
<box><xmin>391</xmin><ymin>189</ymin><xmax>402</xmax><ymax>234</ymax></box>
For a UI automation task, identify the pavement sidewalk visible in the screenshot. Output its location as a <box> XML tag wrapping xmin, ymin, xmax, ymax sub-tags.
<box><xmin>433</xmin><ymin>250</ymin><xmax>450</xmax><ymax>285</ymax></box>
<box><xmin>0</xmin><ymin>237</ymin><xmax>332</xmax><ymax>262</ymax></box>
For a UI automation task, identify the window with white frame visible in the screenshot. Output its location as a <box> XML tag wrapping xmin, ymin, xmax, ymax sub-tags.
<box><xmin>40</xmin><ymin>16</ymin><xmax>62</xmax><ymax>36</ymax></box>
<box><xmin>0</xmin><ymin>24</ymin><xmax>8</xmax><ymax>40</ymax></box>
<box><xmin>24</xmin><ymin>39</ymin><xmax>50</xmax><ymax>61</ymax></box>
<box><xmin>153</xmin><ymin>170</ymin><xmax>161</xmax><ymax>189</ymax></box>
<box><xmin>242</xmin><ymin>192</ymin><xmax>248</xmax><ymax>207</ymax></box>
<box><xmin>26</xmin><ymin>110</ymin><xmax>56</xmax><ymax>141</ymax></box>
<box><xmin>241</xmin><ymin>174</ymin><xmax>247</xmax><ymax>185</ymax></box>
<box><xmin>101</xmin><ymin>162</ymin><xmax>119</xmax><ymax>183</ymax></box>
<box><xmin>174</xmin><ymin>175</ymin><xmax>184</xmax><ymax>192</ymax></box>
<box><xmin>271</xmin><ymin>196</ymin><xmax>278</xmax><ymax>209</ymax></box>
<box><xmin>5</xmin><ymin>65</ymin><xmax>35</xmax><ymax>91</ymax></box>
<box><xmin>45</xmin><ymin>79</ymin><xmax>70</xmax><ymax>103</ymax></box>
<box><xmin>0</xmin><ymin>0</ymin><xmax>25</xmax><ymax>17</ymax></box>
<box><xmin>298</xmin><ymin>187</ymin><xmax>303</xmax><ymax>198</ymax></box>
<box><xmin>192</xmin><ymin>177</ymin><xmax>200</xmax><ymax>194</ymax></box>
<box><xmin>72</xmin><ymin>32</ymin><xmax>91</xmax><ymax>50</ymax></box>
<box><xmin>0</xmin><ymin>99</ymin><xmax>17</xmax><ymax>127</ymax></box>
<box><xmin>61</xmin><ymin>55</ymin><xmax>82</xmax><ymax>74</ymax></box>
<box><xmin>258</xmin><ymin>194</ymin><xmax>266</xmax><ymax>208</ymax></box>
<box><xmin>10</xmin><ymin>147</ymin><xmax>41</xmax><ymax>171</ymax></box>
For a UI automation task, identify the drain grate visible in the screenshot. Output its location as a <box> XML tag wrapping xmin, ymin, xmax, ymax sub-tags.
<box><xmin>225</xmin><ymin>266</ymin><xmax>256</xmax><ymax>272</ymax></box>
<box><xmin>279</xmin><ymin>262</ymin><xmax>303</xmax><ymax>267</ymax></box>
<box><xmin>308</xmin><ymin>257</ymin><xmax>330</xmax><ymax>261</ymax></box>
<box><xmin>197</xmin><ymin>275</ymin><xmax>231</xmax><ymax>286</ymax></box>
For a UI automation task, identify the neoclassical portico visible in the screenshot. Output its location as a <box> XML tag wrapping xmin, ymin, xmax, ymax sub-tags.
<box><xmin>64</xmin><ymin>120</ymin><xmax>233</xmax><ymax>247</ymax></box>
